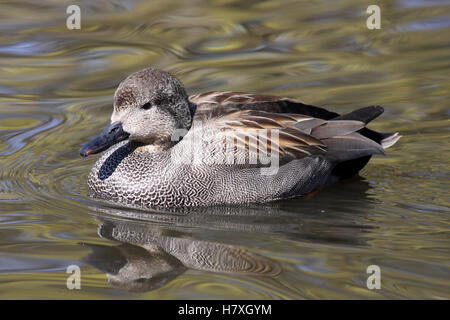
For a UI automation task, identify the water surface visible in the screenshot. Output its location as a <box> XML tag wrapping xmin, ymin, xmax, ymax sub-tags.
<box><xmin>0</xmin><ymin>0</ymin><xmax>449</xmax><ymax>299</ymax></box>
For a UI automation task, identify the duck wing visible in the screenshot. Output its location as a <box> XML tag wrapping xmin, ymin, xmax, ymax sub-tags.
<box><xmin>189</xmin><ymin>91</ymin><xmax>340</xmax><ymax>119</ymax></box>
<box><xmin>182</xmin><ymin>92</ymin><xmax>389</xmax><ymax>166</ymax></box>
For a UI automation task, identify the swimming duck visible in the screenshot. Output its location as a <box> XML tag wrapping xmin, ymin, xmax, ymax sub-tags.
<box><xmin>80</xmin><ymin>67</ymin><xmax>400</xmax><ymax>208</ymax></box>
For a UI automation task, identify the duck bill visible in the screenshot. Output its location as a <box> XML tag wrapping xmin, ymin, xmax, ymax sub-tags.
<box><xmin>80</xmin><ymin>121</ymin><xmax>129</xmax><ymax>157</ymax></box>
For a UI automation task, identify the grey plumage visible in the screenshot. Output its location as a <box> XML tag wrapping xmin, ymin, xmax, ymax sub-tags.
<box><xmin>81</xmin><ymin>67</ymin><xmax>401</xmax><ymax>208</ymax></box>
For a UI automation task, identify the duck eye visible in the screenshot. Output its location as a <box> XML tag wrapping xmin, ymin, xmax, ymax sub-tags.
<box><xmin>141</xmin><ymin>102</ymin><xmax>152</xmax><ymax>110</ymax></box>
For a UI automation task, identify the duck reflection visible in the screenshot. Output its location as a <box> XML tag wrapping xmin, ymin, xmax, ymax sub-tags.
<box><xmin>83</xmin><ymin>216</ymin><xmax>281</xmax><ymax>292</ymax></box>
<box><xmin>84</xmin><ymin>177</ymin><xmax>373</xmax><ymax>292</ymax></box>
<box><xmin>83</xmin><ymin>241</ymin><xmax>186</xmax><ymax>292</ymax></box>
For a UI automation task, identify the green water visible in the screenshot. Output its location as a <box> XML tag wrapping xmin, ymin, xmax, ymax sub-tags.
<box><xmin>0</xmin><ymin>0</ymin><xmax>449</xmax><ymax>299</ymax></box>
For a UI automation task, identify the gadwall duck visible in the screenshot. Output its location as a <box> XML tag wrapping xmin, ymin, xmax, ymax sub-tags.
<box><xmin>80</xmin><ymin>67</ymin><xmax>400</xmax><ymax>208</ymax></box>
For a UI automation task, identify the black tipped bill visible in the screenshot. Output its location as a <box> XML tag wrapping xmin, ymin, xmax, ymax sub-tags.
<box><xmin>80</xmin><ymin>121</ymin><xmax>129</xmax><ymax>157</ymax></box>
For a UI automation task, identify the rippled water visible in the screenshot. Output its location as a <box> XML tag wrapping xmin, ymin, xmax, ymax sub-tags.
<box><xmin>0</xmin><ymin>0</ymin><xmax>449</xmax><ymax>299</ymax></box>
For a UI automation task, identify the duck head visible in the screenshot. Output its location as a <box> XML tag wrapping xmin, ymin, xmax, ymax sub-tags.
<box><xmin>80</xmin><ymin>67</ymin><xmax>192</xmax><ymax>157</ymax></box>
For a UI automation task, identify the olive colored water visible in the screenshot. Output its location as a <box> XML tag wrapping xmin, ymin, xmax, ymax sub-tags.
<box><xmin>0</xmin><ymin>0</ymin><xmax>449</xmax><ymax>299</ymax></box>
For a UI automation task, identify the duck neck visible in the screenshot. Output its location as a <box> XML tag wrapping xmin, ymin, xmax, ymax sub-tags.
<box><xmin>132</xmin><ymin>140</ymin><xmax>174</xmax><ymax>154</ymax></box>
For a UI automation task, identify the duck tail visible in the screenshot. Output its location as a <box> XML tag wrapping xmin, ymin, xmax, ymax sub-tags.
<box><xmin>317</xmin><ymin>106</ymin><xmax>402</xmax><ymax>161</ymax></box>
<box><xmin>380</xmin><ymin>132</ymin><xmax>402</xmax><ymax>149</ymax></box>
<box><xmin>322</xmin><ymin>132</ymin><xmax>386</xmax><ymax>162</ymax></box>
<box><xmin>333</xmin><ymin>105</ymin><xmax>401</xmax><ymax>148</ymax></box>
<box><xmin>321</xmin><ymin>106</ymin><xmax>401</xmax><ymax>178</ymax></box>
<box><xmin>332</xmin><ymin>105</ymin><xmax>384</xmax><ymax>124</ymax></box>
